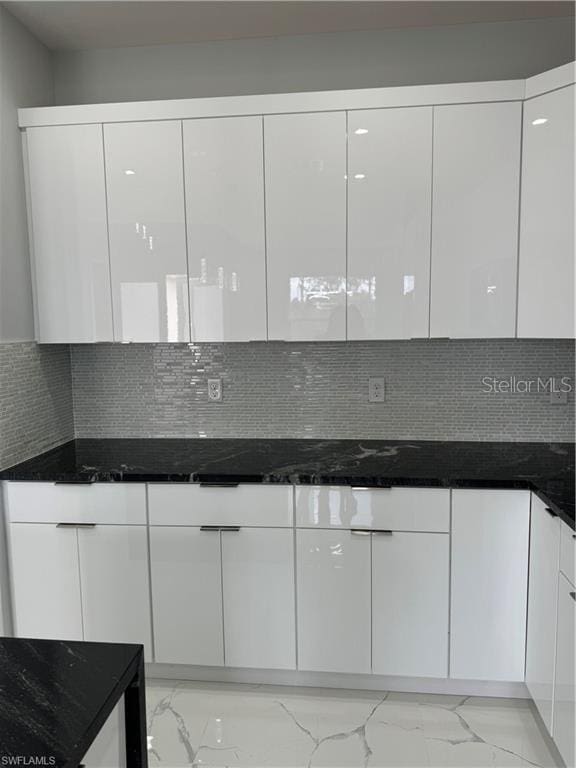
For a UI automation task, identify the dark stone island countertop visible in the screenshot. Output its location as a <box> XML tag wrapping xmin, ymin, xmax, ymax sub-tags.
<box><xmin>1</xmin><ymin>438</ymin><xmax>574</xmax><ymax>529</ymax></box>
<box><xmin>0</xmin><ymin>637</ymin><xmax>145</xmax><ymax>768</ymax></box>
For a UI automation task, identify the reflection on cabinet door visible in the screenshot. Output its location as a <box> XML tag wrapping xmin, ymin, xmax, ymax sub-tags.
<box><xmin>221</xmin><ymin>528</ymin><xmax>295</xmax><ymax>669</ymax></box>
<box><xmin>150</xmin><ymin>526</ymin><xmax>224</xmax><ymax>666</ymax></box>
<box><xmin>9</xmin><ymin>524</ymin><xmax>83</xmax><ymax>641</ymax></box>
<box><xmin>104</xmin><ymin>121</ymin><xmax>189</xmax><ymax>342</ymax></box>
<box><xmin>518</xmin><ymin>85</ymin><xmax>575</xmax><ymax>338</ymax></box>
<box><xmin>296</xmin><ymin>528</ymin><xmax>371</xmax><ymax>673</ymax></box>
<box><xmin>347</xmin><ymin>107</ymin><xmax>432</xmax><ymax>340</ymax></box>
<box><xmin>450</xmin><ymin>490</ymin><xmax>530</xmax><ymax>681</ymax></box>
<box><xmin>183</xmin><ymin>117</ymin><xmax>266</xmax><ymax>342</ymax></box>
<box><xmin>26</xmin><ymin>124</ymin><xmax>113</xmax><ymax>343</ymax></box>
<box><xmin>77</xmin><ymin>525</ymin><xmax>153</xmax><ymax>659</ymax></box>
<box><xmin>525</xmin><ymin>496</ymin><xmax>560</xmax><ymax>732</ymax></box>
<box><xmin>553</xmin><ymin>574</ymin><xmax>575</xmax><ymax>768</ymax></box>
<box><xmin>430</xmin><ymin>102</ymin><xmax>521</xmax><ymax>338</ymax></box>
<box><xmin>264</xmin><ymin>112</ymin><xmax>346</xmax><ymax>341</ymax></box>
<box><xmin>372</xmin><ymin>532</ymin><xmax>449</xmax><ymax>678</ymax></box>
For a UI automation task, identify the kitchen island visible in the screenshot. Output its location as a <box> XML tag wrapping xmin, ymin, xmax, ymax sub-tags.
<box><xmin>0</xmin><ymin>637</ymin><xmax>147</xmax><ymax>768</ymax></box>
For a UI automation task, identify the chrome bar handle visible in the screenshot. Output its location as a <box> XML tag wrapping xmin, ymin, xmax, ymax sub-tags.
<box><xmin>56</xmin><ymin>523</ymin><xmax>97</xmax><ymax>528</ymax></box>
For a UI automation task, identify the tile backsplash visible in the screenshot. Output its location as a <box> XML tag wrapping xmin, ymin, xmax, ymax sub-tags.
<box><xmin>71</xmin><ymin>339</ymin><xmax>575</xmax><ymax>442</ymax></box>
<box><xmin>0</xmin><ymin>343</ymin><xmax>74</xmax><ymax>469</ymax></box>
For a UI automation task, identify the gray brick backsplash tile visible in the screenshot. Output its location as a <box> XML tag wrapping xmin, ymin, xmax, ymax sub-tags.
<box><xmin>0</xmin><ymin>343</ymin><xmax>74</xmax><ymax>469</ymax></box>
<box><xmin>71</xmin><ymin>339</ymin><xmax>575</xmax><ymax>442</ymax></box>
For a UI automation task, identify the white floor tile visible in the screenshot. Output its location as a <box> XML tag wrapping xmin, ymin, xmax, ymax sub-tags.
<box><xmin>145</xmin><ymin>681</ymin><xmax>558</xmax><ymax>768</ymax></box>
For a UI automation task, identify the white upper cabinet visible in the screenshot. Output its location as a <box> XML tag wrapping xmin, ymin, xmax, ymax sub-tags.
<box><xmin>518</xmin><ymin>85</ymin><xmax>575</xmax><ymax>338</ymax></box>
<box><xmin>183</xmin><ymin>117</ymin><xmax>267</xmax><ymax>342</ymax></box>
<box><xmin>104</xmin><ymin>121</ymin><xmax>190</xmax><ymax>342</ymax></box>
<box><xmin>264</xmin><ymin>112</ymin><xmax>347</xmax><ymax>341</ymax></box>
<box><xmin>347</xmin><ymin>108</ymin><xmax>432</xmax><ymax>340</ymax></box>
<box><xmin>430</xmin><ymin>103</ymin><xmax>522</xmax><ymax>338</ymax></box>
<box><xmin>26</xmin><ymin>124</ymin><xmax>113</xmax><ymax>343</ymax></box>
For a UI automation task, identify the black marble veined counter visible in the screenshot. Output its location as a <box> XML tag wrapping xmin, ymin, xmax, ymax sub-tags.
<box><xmin>0</xmin><ymin>438</ymin><xmax>573</xmax><ymax>529</ymax></box>
<box><xmin>0</xmin><ymin>636</ymin><xmax>147</xmax><ymax>768</ymax></box>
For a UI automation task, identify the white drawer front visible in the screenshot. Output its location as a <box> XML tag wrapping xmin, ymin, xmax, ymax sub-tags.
<box><xmin>295</xmin><ymin>486</ymin><xmax>450</xmax><ymax>532</ymax></box>
<box><xmin>148</xmin><ymin>483</ymin><xmax>293</xmax><ymax>527</ymax></box>
<box><xmin>4</xmin><ymin>483</ymin><xmax>146</xmax><ymax>525</ymax></box>
<box><xmin>560</xmin><ymin>519</ymin><xmax>575</xmax><ymax>588</ymax></box>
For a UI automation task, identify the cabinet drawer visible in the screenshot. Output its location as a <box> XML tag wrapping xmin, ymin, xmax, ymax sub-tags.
<box><xmin>560</xmin><ymin>520</ymin><xmax>575</xmax><ymax>587</ymax></box>
<box><xmin>148</xmin><ymin>483</ymin><xmax>293</xmax><ymax>527</ymax></box>
<box><xmin>295</xmin><ymin>486</ymin><xmax>450</xmax><ymax>532</ymax></box>
<box><xmin>4</xmin><ymin>483</ymin><xmax>146</xmax><ymax>524</ymax></box>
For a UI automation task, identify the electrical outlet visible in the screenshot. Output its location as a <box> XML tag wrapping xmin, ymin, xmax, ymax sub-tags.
<box><xmin>550</xmin><ymin>390</ymin><xmax>568</xmax><ymax>405</ymax></box>
<box><xmin>208</xmin><ymin>378</ymin><xmax>223</xmax><ymax>402</ymax></box>
<box><xmin>368</xmin><ymin>377</ymin><xmax>385</xmax><ymax>403</ymax></box>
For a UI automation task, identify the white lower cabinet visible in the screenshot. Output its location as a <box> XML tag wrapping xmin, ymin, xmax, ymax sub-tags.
<box><xmin>9</xmin><ymin>522</ymin><xmax>152</xmax><ymax>656</ymax></box>
<box><xmin>553</xmin><ymin>573</ymin><xmax>575</xmax><ymax>768</ymax></box>
<box><xmin>525</xmin><ymin>496</ymin><xmax>561</xmax><ymax>732</ymax></box>
<box><xmin>221</xmin><ymin>528</ymin><xmax>295</xmax><ymax>669</ymax></box>
<box><xmin>150</xmin><ymin>526</ymin><xmax>295</xmax><ymax>669</ymax></box>
<box><xmin>77</xmin><ymin>525</ymin><xmax>152</xmax><ymax>656</ymax></box>
<box><xmin>296</xmin><ymin>528</ymin><xmax>371</xmax><ymax>674</ymax></box>
<box><xmin>372</xmin><ymin>532</ymin><xmax>449</xmax><ymax>678</ymax></box>
<box><xmin>150</xmin><ymin>526</ymin><xmax>224</xmax><ymax>666</ymax></box>
<box><xmin>5</xmin><ymin>483</ymin><xmax>151</xmax><ymax>656</ymax></box>
<box><xmin>9</xmin><ymin>523</ymin><xmax>83</xmax><ymax>641</ymax></box>
<box><xmin>450</xmin><ymin>490</ymin><xmax>530</xmax><ymax>681</ymax></box>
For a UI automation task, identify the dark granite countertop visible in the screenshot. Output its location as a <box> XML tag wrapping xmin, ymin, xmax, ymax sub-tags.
<box><xmin>1</xmin><ymin>438</ymin><xmax>574</xmax><ymax>529</ymax></box>
<box><xmin>0</xmin><ymin>637</ymin><xmax>144</xmax><ymax>768</ymax></box>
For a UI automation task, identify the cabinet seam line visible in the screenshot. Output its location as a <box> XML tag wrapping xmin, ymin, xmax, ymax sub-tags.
<box><xmin>180</xmin><ymin>119</ymin><xmax>193</xmax><ymax>343</ymax></box>
<box><xmin>75</xmin><ymin>529</ymin><xmax>86</xmax><ymax>641</ymax></box>
<box><xmin>219</xmin><ymin>530</ymin><xmax>226</xmax><ymax>666</ymax></box>
<box><xmin>145</xmin><ymin>484</ymin><xmax>157</xmax><ymax>662</ymax></box>
<box><xmin>515</xmin><ymin>101</ymin><xmax>524</xmax><ymax>338</ymax></box>
<box><xmin>100</xmin><ymin>124</ymin><xmax>116</xmax><ymax>342</ymax></box>
<box><xmin>262</xmin><ymin>116</ymin><xmax>270</xmax><ymax>341</ymax></box>
<box><xmin>428</xmin><ymin>106</ymin><xmax>435</xmax><ymax>337</ymax></box>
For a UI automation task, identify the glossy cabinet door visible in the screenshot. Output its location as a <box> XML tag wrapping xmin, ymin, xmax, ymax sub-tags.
<box><xmin>430</xmin><ymin>103</ymin><xmax>521</xmax><ymax>338</ymax></box>
<box><xmin>518</xmin><ymin>85</ymin><xmax>575</xmax><ymax>338</ymax></box>
<box><xmin>372</xmin><ymin>532</ymin><xmax>449</xmax><ymax>678</ymax></box>
<box><xmin>221</xmin><ymin>528</ymin><xmax>295</xmax><ymax>669</ymax></box>
<box><xmin>553</xmin><ymin>573</ymin><xmax>575</xmax><ymax>768</ymax></box>
<box><xmin>150</xmin><ymin>526</ymin><xmax>224</xmax><ymax>666</ymax></box>
<box><xmin>264</xmin><ymin>112</ymin><xmax>346</xmax><ymax>341</ymax></box>
<box><xmin>104</xmin><ymin>121</ymin><xmax>189</xmax><ymax>342</ymax></box>
<box><xmin>183</xmin><ymin>117</ymin><xmax>266</xmax><ymax>342</ymax></box>
<box><xmin>77</xmin><ymin>525</ymin><xmax>153</xmax><ymax>659</ymax></box>
<box><xmin>9</xmin><ymin>524</ymin><xmax>83</xmax><ymax>641</ymax></box>
<box><xmin>347</xmin><ymin>108</ymin><xmax>432</xmax><ymax>339</ymax></box>
<box><xmin>26</xmin><ymin>125</ymin><xmax>113</xmax><ymax>343</ymax></box>
<box><xmin>525</xmin><ymin>495</ymin><xmax>561</xmax><ymax>732</ymax></box>
<box><xmin>450</xmin><ymin>490</ymin><xmax>530</xmax><ymax>681</ymax></box>
<box><xmin>296</xmin><ymin>528</ymin><xmax>371</xmax><ymax>673</ymax></box>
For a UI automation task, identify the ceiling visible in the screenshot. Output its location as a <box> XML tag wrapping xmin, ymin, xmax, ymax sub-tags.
<box><xmin>4</xmin><ymin>0</ymin><xmax>575</xmax><ymax>52</ymax></box>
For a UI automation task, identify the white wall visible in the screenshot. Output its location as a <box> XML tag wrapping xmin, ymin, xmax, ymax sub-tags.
<box><xmin>0</xmin><ymin>7</ymin><xmax>53</xmax><ymax>342</ymax></box>
<box><xmin>54</xmin><ymin>17</ymin><xmax>574</xmax><ymax>105</ymax></box>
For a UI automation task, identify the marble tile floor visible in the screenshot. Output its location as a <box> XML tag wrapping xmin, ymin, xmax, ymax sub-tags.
<box><xmin>146</xmin><ymin>680</ymin><xmax>559</xmax><ymax>768</ymax></box>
